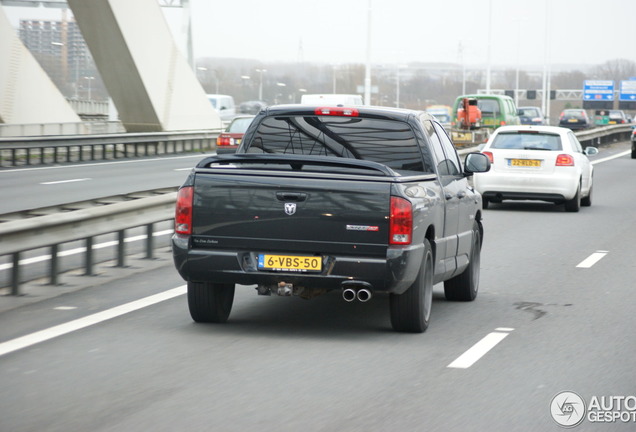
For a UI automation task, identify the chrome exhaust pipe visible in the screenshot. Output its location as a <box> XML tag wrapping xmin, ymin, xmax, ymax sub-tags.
<box><xmin>356</xmin><ymin>288</ymin><xmax>372</xmax><ymax>302</ymax></box>
<box><xmin>342</xmin><ymin>288</ymin><xmax>357</xmax><ymax>302</ymax></box>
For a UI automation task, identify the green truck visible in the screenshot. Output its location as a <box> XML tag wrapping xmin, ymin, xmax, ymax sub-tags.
<box><xmin>450</xmin><ymin>94</ymin><xmax>521</xmax><ymax>146</ymax></box>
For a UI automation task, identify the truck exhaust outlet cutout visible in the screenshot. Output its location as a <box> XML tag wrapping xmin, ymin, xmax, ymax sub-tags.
<box><xmin>356</xmin><ymin>288</ymin><xmax>372</xmax><ymax>302</ymax></box>
<box><xmin>342</xmin><ymin>288</ymin><xmax>357</xmax><ymax>302</ymax></box>
<box><xmin>341</xmin><ymin>281</ymin><xmax>373</xmax><ymax>302</ymax></box>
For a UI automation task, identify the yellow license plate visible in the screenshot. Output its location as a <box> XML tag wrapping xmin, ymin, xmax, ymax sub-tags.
<box><xmin>258</xmin><ymin>254</ymin><xmax>322</xmax><ymax>272</ymax></box>
<box><xmin>568</xmin><ymin>119</ymin><xmax>578</xmax><ymax>123</ymax></box>
<box><xmin>510</xmin><ymin>159</ymin><xmax>541</xmax><ymax>167</ymax></box>
<box><xmin>483</xmin><ymin>119</ymin><xmax>495</xmax><ymax>125</ymax></box>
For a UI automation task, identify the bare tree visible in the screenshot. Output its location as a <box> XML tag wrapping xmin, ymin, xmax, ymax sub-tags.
<box><xmin>551</xmin><ymin>70</ymin><xmax>587</xmax><ymax>89</ymax></box>
<box><xmin>592</xmin><ymin>59</ymin><xmax>636</xmax><ymax>82</ymax></box>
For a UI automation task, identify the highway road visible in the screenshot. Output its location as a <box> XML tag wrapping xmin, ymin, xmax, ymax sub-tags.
<box><xmin>0</xmin><ymin>143</ymin><xmax>635</xmax><ymax>431</ymax></box>
<box><xmin>0</xmin><ymin>142</ymin><xmax>627</xmax><ymax>214</ymax></box>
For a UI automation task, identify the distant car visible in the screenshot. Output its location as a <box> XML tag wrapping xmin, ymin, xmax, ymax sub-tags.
<box><xmin>239</xmin><ymin>100</ymin><xmax>268</xmax><ymax>114</ymax></box>
<box><xmin>558</xmin><ymin>109</ymin><xmax>591</xmax><ymax>130</ymax></box>
<box><xmin>207</xmin><ymin>94</ymin><xmax>237</xmax><ymax>122</ymax></box>
<box><xmin>474</xmin><ymin>125</ymin><xmax>599</xmax><ymax>212</ymax></box>
<box><xmin>608</xmin><ymin>110</ymin><xmax>628</xmax><ymax>124</ymax></box>
<box><xmin>517</xmin><ymin>106</ymin><xmax>545</xmax><ymax>125</ymax></box>
<box><xmin>216</xmin><ymin>115</ymin><xmax>255</xmax><ymax>154</ymax></box>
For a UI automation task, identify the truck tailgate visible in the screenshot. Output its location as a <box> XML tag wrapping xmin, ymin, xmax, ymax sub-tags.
<box><xmin>192</xmin><ymin>171</ymin><xmax>391</xmax><ymax>257</ymax></box>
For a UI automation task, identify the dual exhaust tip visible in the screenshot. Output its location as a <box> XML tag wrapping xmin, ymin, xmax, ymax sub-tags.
<box><xmin>342</xmin><ymin>284</ymin><xmax>373</xmax><ymax>303</ymax></box>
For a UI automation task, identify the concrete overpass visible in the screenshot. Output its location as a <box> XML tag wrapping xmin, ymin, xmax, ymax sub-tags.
<box><xmin>0</xmin><ymin>0</ymin><xmax>221</xmax><ymax>133</ymax></box>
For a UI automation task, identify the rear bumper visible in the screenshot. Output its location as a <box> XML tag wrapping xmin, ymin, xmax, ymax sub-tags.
<box><xmin>482</xmin><ymin>191</ymin><xmax>567</xmax><ymax>203</ymax></box>
<box><xmin>172</xmin><ymin>235</ymin><xmax>424</xmax><ymax>295</ymax></box>
<box><xmin>474</xmin><ymin>171</ymin><xmax>579</xmax><ymax>202</ymax></box>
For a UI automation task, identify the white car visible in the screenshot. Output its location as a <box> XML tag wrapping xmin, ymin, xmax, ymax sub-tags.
<box><xmin>473</xmin><ymin>125</ymin><xmax>598</xmax><ymax>212</ymax></box>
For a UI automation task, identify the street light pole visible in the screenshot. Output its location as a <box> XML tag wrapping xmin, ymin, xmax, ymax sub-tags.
<box><xmin>256</xmin><ymin>69</ymin><xmax>267</xmax><ymax>101</ymax></box>
<box><xmin>541</xmin><ymin>0</ymin><xmax>550</xmax><ymax>124</ymax></box>
<box><xmin>364</xmin><ymin>0</ymin><xmax>372</xmax><ymax>105</ymax></box>
<box><xmin>485</xmin><ymin>0</ymin><xmax>492</xmax><ymax>93</ymax></box>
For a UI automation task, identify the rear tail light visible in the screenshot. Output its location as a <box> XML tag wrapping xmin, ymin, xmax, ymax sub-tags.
<box><xmin>216</xmin><ymin>136</ymin><xmax>235</xmax><ymax>147</ymax></box>
<box><xmin>483</xmin><ymin>151</ymin><xmax>494</xmax><ymax>164</ymax></box>
<box><xmin>314</xmin><ymin>107</ymin><xmax>359</xmax><ymax>117</ymax></box>
<box><xmin>175</xmin><ymin>186</ymin><xmax>194</xmax><ymax>234</ymax></box>
<box><xmin>555</xmin><ymin>154</ymin><xmax>575</xmax><ymax>166</ymax></box>
<box><xmin>389</xmin><ymin>196</ymin><xmax>412</xmax><ymax>245</ymax></box>
<box><xmin>500</xmin><ymin>121</ymin><xmax>506</xmax><ymax>126</ymax></box>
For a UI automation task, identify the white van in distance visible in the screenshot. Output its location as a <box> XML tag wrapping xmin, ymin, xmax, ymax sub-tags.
<box><xmin>206</xmin><ymin>94</ymin><xmax>236</xmax><ymax>122</ymax></box>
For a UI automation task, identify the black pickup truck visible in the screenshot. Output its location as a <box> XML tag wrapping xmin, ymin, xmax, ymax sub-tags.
<box><xmin>172</xmin><ymin>105</ymin><xmax>490</xmax><ymax>332</ymax></box>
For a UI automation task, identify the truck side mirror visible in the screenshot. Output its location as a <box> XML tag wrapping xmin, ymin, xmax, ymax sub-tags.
<box><xmin>464</xmin><ymin>152</ymin><xmax>491</xmax><ymax>175</ymax></box>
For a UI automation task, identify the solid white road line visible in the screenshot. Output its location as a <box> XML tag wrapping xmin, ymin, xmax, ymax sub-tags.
<box><xmin>40</xmin><ymin>178</ymin><xmax>91</xmax><ymax>185</ymax></box>
<box><xmin>576</xmin><ymin>250</ymin><xmax>609</xmax><ymax>268</ymax></box>
<box><xmin>591</xmin><ymin>150</ymin><xmax>631</xmax><ymax>165</ymax></box>
<box><xmin>0</xmin><ymin>285</ymin><xmax>186</xmax><ymax>357</ymax></box>
<box><xmin>448</xmin><ymin>329</ymin><xmax>513</xmax><ymax>369</ymax></box>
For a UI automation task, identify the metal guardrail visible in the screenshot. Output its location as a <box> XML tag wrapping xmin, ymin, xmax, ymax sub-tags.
<box><xmin>0</xmin><ymin>192</ymin><xmax>177</xmax><ymax>295</ymax></box>
<box><xmin>0</xmin><ymin>129</ymin><xmax>222</xmax><ymax>167</ymax></box>
<box><xmin>574</xmin><ymin>124</ymin><xmax>633</xmax><ymax>147</ymax></box>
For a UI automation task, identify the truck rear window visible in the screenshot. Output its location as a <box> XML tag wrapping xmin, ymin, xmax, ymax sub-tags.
<box><xmin>243</xmin><ymin>115</ymin><xmax>427</xmax><ymax>173</ymax></box>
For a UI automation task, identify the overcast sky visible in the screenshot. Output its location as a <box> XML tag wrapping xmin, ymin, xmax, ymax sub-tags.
<box><xmin>4</xmin><ymin>0</ymin><xmax>635</xmax><ymax>69</ymax></box>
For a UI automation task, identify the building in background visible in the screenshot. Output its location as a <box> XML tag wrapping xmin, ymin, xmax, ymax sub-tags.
<box><xmin>18</xmin><ymin>15</ymin><xmax>105</xmax><ymax>100</ymax></box>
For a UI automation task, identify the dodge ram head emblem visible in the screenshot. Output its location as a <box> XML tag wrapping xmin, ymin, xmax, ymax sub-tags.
<box><xmin>284</xmin><ymin>203</ymin><xmax>297</xmax><ymax>215</ymax></box>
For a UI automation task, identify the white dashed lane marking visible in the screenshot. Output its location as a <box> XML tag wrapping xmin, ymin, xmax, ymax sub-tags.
<box><xmin>576</xmin><ymin>251</ymin><xmax>608</xmax><ymax>268</ymax></box>
<box><xmin>448</xmin><ymin>328</ymin><xmax>514</xmax><ymax>369</ymax></box>
<box><xmin>40</xmin><ymin>178</ymin><xmax>91</xmax><ymax>185</ymax></box>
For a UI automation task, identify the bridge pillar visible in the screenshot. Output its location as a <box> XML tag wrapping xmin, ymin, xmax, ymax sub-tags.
<box><xmin>0</xmin><ymin>7</ymin><xmax>81</xmax><ymax>125</ymax></box>
<box><xmin>67</xmin><ymin>0</ymin><xmax>220</xmax><ymax>132</ymax></box>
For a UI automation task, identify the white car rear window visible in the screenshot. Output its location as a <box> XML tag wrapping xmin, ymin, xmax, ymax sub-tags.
<box><xmin>491</xmin><ymin>132</ymin><xmax>562</xmax><ymax>151</ymax></box>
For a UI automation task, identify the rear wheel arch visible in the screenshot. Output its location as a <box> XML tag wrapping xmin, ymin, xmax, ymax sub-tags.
<box><xmin>424</xmin><ymin>225</ymin><xmax>436</xmax><ymax>263</ymax></box>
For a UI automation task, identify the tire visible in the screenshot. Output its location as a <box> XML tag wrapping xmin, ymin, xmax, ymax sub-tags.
<box><xmin>564</xmin><ymin>183</ymin><xmax>581</xmax><ymax>212</ymax></box>
<box><xmin>188</xmin><ymin>281</ymin><xmax>235</xmax><ymax>323</ymax></box>
<box><xmin>581</xmin><ymin>183</ymin><xmax>592</xmax><ymax>207</ymax></box>
<box><xmin>482</xmin><ymin>198</ymin><xmax>489</xmax><ymax>209</ymax></box>
<box><xmin>390</xmin><ymin>239</ymin><xmax>434</xmax><ymax>333</ymax></box>
<box><xmin>444</xmin><ymin>222</ymin><xmax>481</xmax><ymax>301</ymax></box>
<box><xmin>631</xmin><ymin>142</ymin><xmax>636</xmax><ymax>159</ymax></box>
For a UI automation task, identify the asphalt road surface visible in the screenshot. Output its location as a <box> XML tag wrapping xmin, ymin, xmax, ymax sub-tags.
<box><xmin>0</xmin><ymin>143</ymin><xmax>634</xmax><ymax>431</ymax></box>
